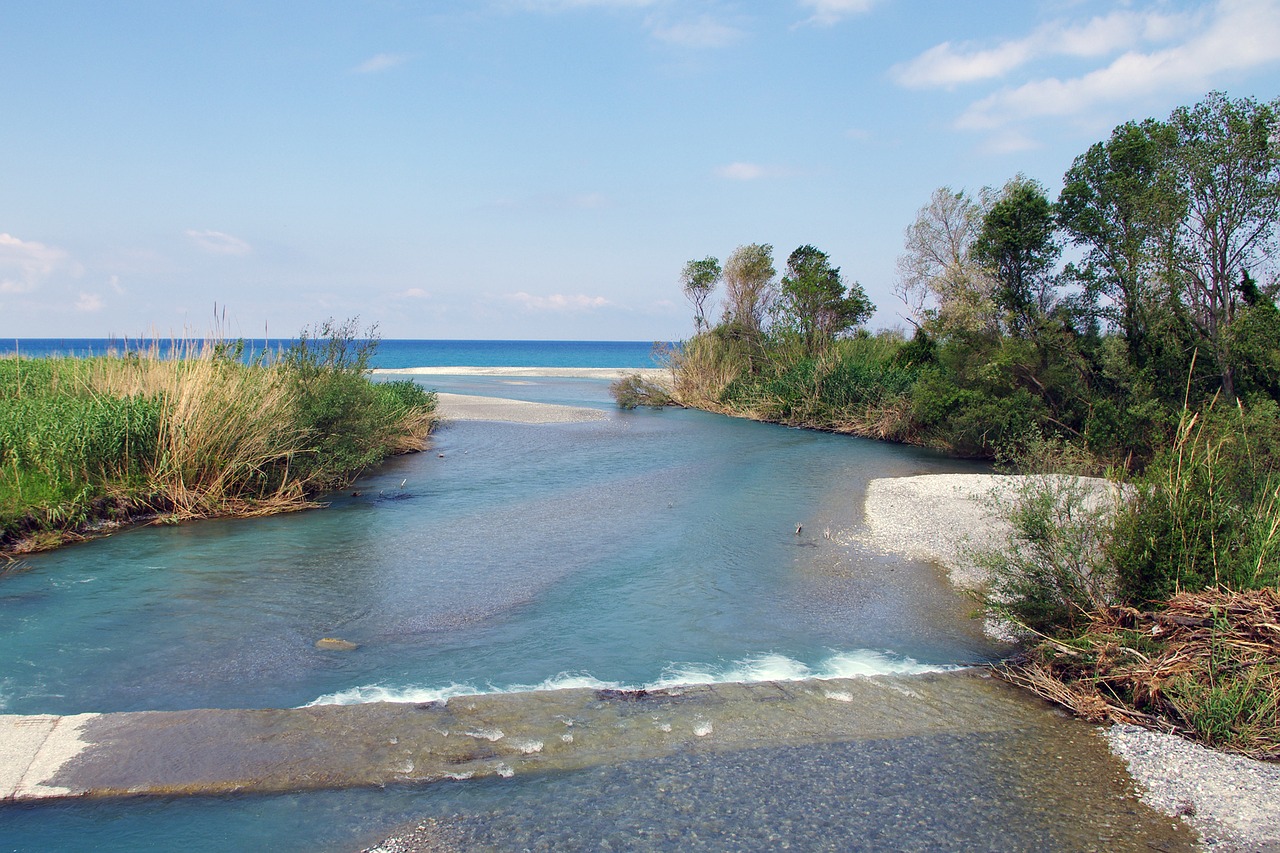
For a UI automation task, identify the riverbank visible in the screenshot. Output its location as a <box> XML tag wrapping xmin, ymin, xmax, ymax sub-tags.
<box><xmin>860</xmin><ymin>472</ymin><xmax>1280</xmax><ymax>851</ymax></box>
<box><xmin>0</xmin><ymin>343</ymin><xmax>436</xmax><ymax>557</ymax></box>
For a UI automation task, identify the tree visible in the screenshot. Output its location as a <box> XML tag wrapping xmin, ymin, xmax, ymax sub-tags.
<box><xmin>1058</xmin><ymin>119</ymin><xmax>1182</xmax><ymax>367</ymax></box>
<box><xmin>775</xmin><ymin>245</ymin><xmax>873</xmax><ymax>354</ymax></box>
<box><xmin>895</xmin><ymin>186</ymin><xmax>995</xmax><ymax>335</ymax></box>
<box><xmin>973</xmin><ymin>176</ymin><xmax>1061</xmax><ymax>337</ymax></box>
<box><xmin>681</xmin><ymin>256</ymin><xmax>721</xmax><ymax>333</ymax></box>
<box><xmin>721</xmin><ymin>243</ymin><xmax>777</xmax><ymax>337</ymax></box>
<box><xmin>1167</xmin><ymin>92</ymin><xmax>1280</xmax><ymax>399</ymax></box>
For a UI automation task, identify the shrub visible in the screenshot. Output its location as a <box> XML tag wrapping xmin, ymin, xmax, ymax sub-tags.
<box><xmin>609</xmin><ymin>373</ymin><xmax>673</xmax><ymax>410</ymax></box>
<box><xmin>978</xmin><ymin>475</ymin><xmax>1119</xmax><ymax>636</ymax></box>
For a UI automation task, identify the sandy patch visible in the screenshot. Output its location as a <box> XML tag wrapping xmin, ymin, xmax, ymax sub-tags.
<box><xmin>374</xmin><ymin>366</ymin><xmax>667</xmax><ymax>381</ymax></box>
<box><xmin>434</xmin><ymin>393</ymin><xmax>607</xmax><ymax>424</ymax></box>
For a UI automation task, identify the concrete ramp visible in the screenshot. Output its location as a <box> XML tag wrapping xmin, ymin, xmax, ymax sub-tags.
<box><xmin>6</xmin><ymin>671</ymin><xmax>1040</xmax><ymax>801</ymax></box>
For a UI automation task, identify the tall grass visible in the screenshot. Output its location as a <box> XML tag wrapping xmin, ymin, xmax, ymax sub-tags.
<box><xmin>1110</xmin><ymin>400</ymin><xmax>1280</xmax><ymax>603</ymax></box>
<box><xmin>1</xmin><ymin>331</ymin><xmax>436</xmax><ymax>551</ymax></box>
<box><xmin>663</xmin><ymin>330</ymin><xmax>918</xmax><ymax>440</ymax></box>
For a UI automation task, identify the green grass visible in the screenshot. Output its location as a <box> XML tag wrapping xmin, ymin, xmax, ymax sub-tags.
<box><xmin>0</xmin><ymin>334</ymin><xmax>436</xmax><ymax>552</ymax></box>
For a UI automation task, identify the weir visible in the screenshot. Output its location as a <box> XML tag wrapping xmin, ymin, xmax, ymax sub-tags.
<box><xmin>1</xmin><ymin>671</ymin><xmax>1200</xmax><ymax>850</ymax></box>
<box><xmin>3</xmin><ymin>671</ymin><xmax>1017</xmax><ymax>800</ymax></box>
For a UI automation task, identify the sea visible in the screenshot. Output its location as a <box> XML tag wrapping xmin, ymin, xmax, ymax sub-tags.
<box><xmin>0</xmin><ymin>339</ymin><xmax>668</xmax><ymax>370</ymax></box>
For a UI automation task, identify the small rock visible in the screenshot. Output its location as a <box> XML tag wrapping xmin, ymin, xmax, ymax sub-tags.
<box><xmin>315</xmin><ymin>637</ymin><xmax>360</xmax><ymax>651</ymax></box>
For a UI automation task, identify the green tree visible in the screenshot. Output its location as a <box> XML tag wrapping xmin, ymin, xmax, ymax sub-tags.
<box><xmin>1167</xmin><ymin>92</ymin><xmax>1280</xmax><ymax>399</ymax></box>
<box><xmin>721</xmin><ymin>243</ymin><xmax>777</xmax><ymax>338</ymax></box>
<box><xmin>775</xmin><ymin>245</ymin><xmax>873</xmax><ymax>354</ymax></box>
<box><xmin>681</xmin><ymin>256</ymin><xmax>721</xmax><ymax>333</ymax></box>
<box><xmin>1058</xmin><ymin>119</ymin><xmax>1182</xmax><ymax>368</ymax></box>
<box><xmin>973</xmin><ymin>177</ymin><xmax>1061</xmax><ymax>338</ymax></box>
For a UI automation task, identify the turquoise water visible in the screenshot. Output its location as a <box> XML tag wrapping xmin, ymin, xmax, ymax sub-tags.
<box><xmin>0</xmin><ymin>365</ymin><xmax>1019</xmax><ymax>851</ymax></box>
<box><xmin>1</xmin><ymin>376</ymin><xmax>993</xmax><ymax>717</ymax></box>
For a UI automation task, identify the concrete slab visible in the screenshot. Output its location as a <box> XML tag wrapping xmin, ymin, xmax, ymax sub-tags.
<box><xmin>0</xmin><ymin>714</ymin><xmax>58</xmax><ymax>799</ymax></box>
<box><xmin>3</xmin><ymin>672</ymin><xmax>1046</xmax><ymax>801</ymax></box>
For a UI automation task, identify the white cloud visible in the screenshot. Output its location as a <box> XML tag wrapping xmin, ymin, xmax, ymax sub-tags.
<box><xmin>353</xmin><ymin>53</ymin><xmax>409</xmax><ymax>74</ymax></box>
<box><xmin>75</xmin><ymin>291</ymin><xmax>104</xmax><ymax>312</ymax></box>
<box><xmin>185</xmin><ymin>229</ymin><xmax>252</xmax><ymax>256</ymax></box>
<box><xmin>844</xmin><ymin>127</ymin><xmax>871</xmax><ymax>141</ymax></box>
<box><xmin>508</xmin><ymin>0</ymin><xmax>738</xmax><ymax>48</ymax></box>
<box><xmin>715</xmin><ymin>162</ymin><xmax>768</xmax><ymax>180</ymax></box>
<box><xmin>979</xmin><ymin>129</ymin><xmax>1041</xmax><ymax>155</ymax></box>
<box><xmin>108</xmin><ymin>274</ymin><xmax>125</xmax><ymax>295</ymax></box>
<box><xmin>506</xmin><ymin>292</ymin><xmax>611</xmax><ymax>311</ymax></box>
<box><xmin>798</xmin><ymin>0</ymin><xmax>877</xmax><ymax>27</ymax></box>
<box><xmin>649</xmin><ymin>15</ymin><xmax>743</xmax><ymax>48</ymax></box>
<box><xmin>0</xmin><ymin>232</ymin><xmax>71</xmax><ymax>294</ymax></box>
<box><xmin>955</xmin><ymin>0</ymin><xmax>1280</xmax><ymax>130</ymax></box>
<box><xmin>891</xmin><ymin>8</ymin><xmax>1198</xmax><ymax>89</ymax></box>
<box><xmin>399</xmin><ymin>287</ymin><xmax>430</xmax><ymax>298</ymax></box>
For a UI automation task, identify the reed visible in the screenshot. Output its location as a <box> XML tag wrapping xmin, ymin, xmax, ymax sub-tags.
<box><xmin>1</xmin><ymin>333</ymin><xmax>436</xmax><ymax>551</ymax></box>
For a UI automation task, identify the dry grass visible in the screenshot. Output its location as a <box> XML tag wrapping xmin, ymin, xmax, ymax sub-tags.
<box><xmin>2</xmin><ymin>337</ymin><xmax>436</xmax><ymax>552</ymax></box>
<box><xmin>999</xmin><ymin>588</ymin><xmax>1280</xmax><ymax>759</ymax></box>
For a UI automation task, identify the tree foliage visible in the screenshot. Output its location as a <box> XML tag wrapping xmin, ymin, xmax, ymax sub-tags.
<box><xmin>972</xmin><ymin>176</ymin><xmax>1061</xmax><ymax>338</ymax></box>
<box><xmin>775</xmin><ymin>245</ymin><xmax>874</xmax><ymax>355</ymax></box>
<box><xmin>681</xmin><ymin>256</ymin><xmax>721</xmax><ymax>333</ymax></box>
<box><xmin>895</xmin><ymin>186</ymin><xmax>994</xmax><ymax>335</ymax></box>
<box><xmin>721</xmin><ymin>243</ymin><xmax>777</xmax><ymax>338</ymax></box>
<box><xmin>1167</xmin><ymin>92</ymin><xmax>1280</xmax><ymax>398</ymax></box>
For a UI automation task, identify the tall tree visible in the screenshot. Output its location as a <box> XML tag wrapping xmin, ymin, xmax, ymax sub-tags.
<box><xmin>681</xmin><ymin>256</ymin><xmax>721</xmax><ymax>333</ymax></box>
<box><xmin>895</xmin><ymin>186</ymin><xmax>995</xmax><ymax>335</ymax></box>
<box><xmin>973</xmin><ymin>176</ymin><xmax>1061</xmax><ymax>337</ymax></box>
<box><xmin>1058</xmin><ymin>119</ymin><xmax>1182</xmax><ymax>367</ymax></box>
<box><xmin>776</xmin><ymin>245</ymin><xmax>874</xmax><ymax>354</ymax></box>
<box><xmin>721</xmin><ymin>243</ymin><xmax>777</xmax><ymax>337</ymax></box>
<box><xmin>1167</xmin><ymin>92</ymin><xmax>1280</xmax><ymax>399</ymax></box>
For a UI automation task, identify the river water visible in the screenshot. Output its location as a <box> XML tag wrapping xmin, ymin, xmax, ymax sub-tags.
<box><xmin>0</xmin><ymin>373</ymin><xmax>1193</xmax><ymax>851</ymax></box>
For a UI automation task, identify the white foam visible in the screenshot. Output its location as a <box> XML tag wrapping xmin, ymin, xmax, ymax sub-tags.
<box><xmin>303</xmin><ymin>650</ymin><xmax>955</xmax><ymax>706</ymax></box>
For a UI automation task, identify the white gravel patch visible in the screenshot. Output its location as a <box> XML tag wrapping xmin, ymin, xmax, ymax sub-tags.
<box><xmin>857</xmin><ymin>473</ymin><xmax>1019</xmax><ymax>589</ymax></box>
<box><xmin>1107</xmin><ymin>725</ymin><xmax>1280</xmax><ymax>851</ymax></box>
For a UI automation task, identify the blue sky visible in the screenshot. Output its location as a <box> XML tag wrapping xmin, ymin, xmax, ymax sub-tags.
<box><xmin>2</xmin><ymin>0</ymin><xmax>1278</xmax><ymax>341</ymax></box>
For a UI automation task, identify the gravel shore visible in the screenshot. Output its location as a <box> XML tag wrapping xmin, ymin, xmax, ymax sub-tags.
<box><xmin>862</xmin><ymin>473</ymin><xmax>1280</xmax><ymax>852</ymax></box>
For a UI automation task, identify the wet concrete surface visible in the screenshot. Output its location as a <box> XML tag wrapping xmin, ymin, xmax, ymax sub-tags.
<box><xmin>1</xmin><ymin>671</ymin><xmax>1198</xmax><ymax>850</ymax></box>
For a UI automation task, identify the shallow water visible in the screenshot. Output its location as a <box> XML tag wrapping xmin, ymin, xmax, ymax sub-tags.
<box><xmin>2</xmin><ymin>375</ymin><xmax>1178</xmax><ymax>852</ymax></box>
<box><xmin>1</xmin><ymin>376</ymin><xmax>995</xmax><ymax>717</ymax></box>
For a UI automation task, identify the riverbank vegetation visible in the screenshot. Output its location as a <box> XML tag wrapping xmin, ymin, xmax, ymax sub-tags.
<box><xmin>624</xmin><ymin>90</ymin><xmax>1280</xmax><ymax>757</ymax></box>
<box><xmin>0</xmin><ymin>320</ymin><xmax>436</xmax><ymax>554</ymax></box>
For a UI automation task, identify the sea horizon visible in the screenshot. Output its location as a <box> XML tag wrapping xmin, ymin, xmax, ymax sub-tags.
<box><xmin>0</xmin><ymin>338</ymin><xmax>674</xmax><ymax>370</ymax></box>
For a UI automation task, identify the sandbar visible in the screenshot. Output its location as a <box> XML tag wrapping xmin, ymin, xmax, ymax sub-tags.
<box><xmin>374</xmin><ymin>366</ymin><xmax>667</xmax><ymax>380</ymax></box>
<box><xmin>434</xmin><ymin>393</ymin><xmax>607</xmax><ymax>424</ymax></box>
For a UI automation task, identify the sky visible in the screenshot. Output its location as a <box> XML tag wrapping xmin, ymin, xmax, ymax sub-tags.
<box><xmin>2</xmin><ymin>0</ymin><xmax>1279</xmax><ymax>342</ymax></box>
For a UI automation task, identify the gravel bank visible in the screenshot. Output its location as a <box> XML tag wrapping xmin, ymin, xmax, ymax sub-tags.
<box><xmin>1107</xmin><ymin>725</ymin><xmax>1280</xmax><ymax>851</ymax></box>
<box><xmin>862</xmin><ymin>473</ymin><xmax>1280</xmax><ymax>852</ymax></box>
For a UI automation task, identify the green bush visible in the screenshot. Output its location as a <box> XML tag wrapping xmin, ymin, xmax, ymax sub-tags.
<box><xmin>978</xmin><ymin>475</ymin><xmax>1118</xmax><ymax>636</ymax></box>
